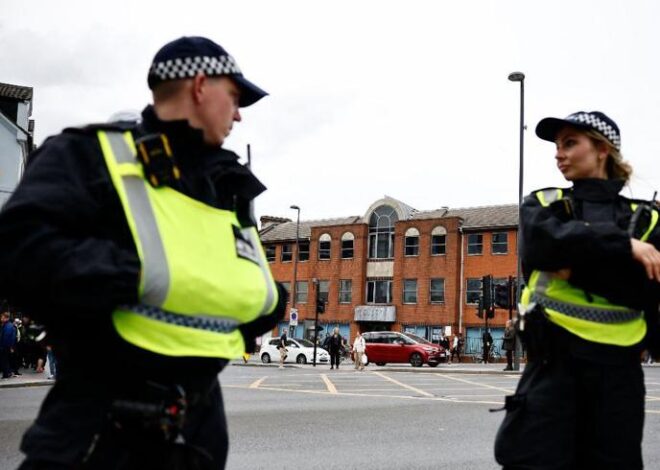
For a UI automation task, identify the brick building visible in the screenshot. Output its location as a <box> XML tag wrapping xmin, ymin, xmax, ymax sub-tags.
<box><xmin>260</xmin><ymin>196</ymin><xmax>518</xmax><ymax>356</ymax></box>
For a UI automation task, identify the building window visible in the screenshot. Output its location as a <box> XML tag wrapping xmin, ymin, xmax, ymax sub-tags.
<box><xmin>430</xmin><ymin>278</ymin><xmax>445</xmax><ymax>303</ymax></box>
<box><xmin>281</xmin><ymin>282</ymin><xmax>291</xmax><ymax>303</ymax></box>
<box><xmin>366</xmin><ymin>280</ymin><xmax>392</xmax><ymax>304</ymax></box>
<box><xmin>265</xmin><ymin>245</ymin><xmax>276</xmax><ymax>262</ymax></box>
<box><xmin>318</xmin><ymin>280</ymin><xmax>329</xmax><ymax>303</ymax></box>
<box><xmin>295</xmin><ymin>281</ymin><xmax>308</xmax><ymax>304</ymax></box>
<box><xmin>466</xmin><ymin>278</ymin><xmax>481</xmax><ymax>304</ymax></box>
<box><xmin>319</xmin><ymin>233</ymin><xmax>331</xmax><ymax>260</ymax></box>
<box><xmin>298</xmin><ymin>241</ymin><xmax>310</xmax><ymax>261</ymax></box>
<box><xmin>281</xmin><ymin>244</ymin><xmax>292</xmax><ymax>262</ymax></box>
<box><xmin>431</xmin><ymin>226</ymin><xmax>447</xmax><ymax>255</ymax></box>
<box><xmin>341</xmin><ymin>232</ymin><xmax>354</xmax><ymax>259</ymax></box>
<box><xmin>492</xmin><ymin>232</ymin><xmax>508</xmax><ymax>254</ymax></box>
<box><xmin>368</xmin><ymin>205</ymin><xmax>398</xmax><ymax>259</ymax></box>
<box><xmin>404</xmin><ymin>227</ymin><xmax>420</xmax><ymax>256</ymax></box>
<box><xmin>403</xmin><ymin>279</ymin><xmax>417</xmax><ymax>304</ymax></box>
<box><xmin>467</xmin><ymin>234</ymin><xmax>483</xmax><ymax>255</ymax></box>
<box><xmin>339</xmin><ymin>279</ymin><xmax>352</xmax><ymax>303</ymax></box>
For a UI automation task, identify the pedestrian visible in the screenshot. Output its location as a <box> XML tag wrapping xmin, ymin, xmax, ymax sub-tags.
<box><xmin>278</xmin><ymin>330</ymin><xmax>288</xmax><ymax>369</ymax></box>
<box><xmin>0</xmin><ymin>36</ymin><xmax>285</xmax><ymax>469</ymax></box>
<box><xmin>501</xmin><ymin>320</ymin><xmax>515</xmax><ymax>371</ymax></box>
<box><xmin>0</xmin><ymin>311</ymin><xmax>16</xmax><ymax>379</ymax></box>
<box><xmin>482</xmin><ymin>329</ymin><xmax>493</xmax><ymax>364</ymax></box>
<box><xmin>450</xmin><ymin>333</ymin><xmax>462</xmax><ymax>364</ymax></box>
<box><xmin>352</xmin><ymin>332</ymin><xmax>366</xmax><ymax>371</ymax></box>
<box><xmin>328</xmin><ymin>327</ymin><xmax>344</xmax><ymax>369</ymax></box>
<box><xmin>494</xmin><ymin>111</ymin><xmax>660</xmax><ymax>469</ymax></box>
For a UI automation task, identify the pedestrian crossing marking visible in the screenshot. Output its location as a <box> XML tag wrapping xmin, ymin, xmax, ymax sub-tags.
<box><xmin>433</xmin><ymin>373</ymin><xmax>515</xmax><ymax>394</ymax></box>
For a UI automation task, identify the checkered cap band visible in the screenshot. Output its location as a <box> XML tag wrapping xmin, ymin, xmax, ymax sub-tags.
<box><xmin>149</xmin><ymin>55</ymin><xmax>243</xmax><ymax>83</ymax></box>
<box><xmin>566</xmin><ymin>112</ymin><xmax>621</xmax><ymax>150</ymax></box>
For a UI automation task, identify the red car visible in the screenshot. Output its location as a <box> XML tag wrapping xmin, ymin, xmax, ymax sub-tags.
<box><xmin>361</xmin><ymin>331</ymin><xmax>447</xmax><ymax>367</ymax></box>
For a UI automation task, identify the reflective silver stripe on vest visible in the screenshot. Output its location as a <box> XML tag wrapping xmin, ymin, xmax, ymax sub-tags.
<box><xmin>533</xmin><ymin>272</ymin><xmax>642</xmax><ymax>324</ymax></box>
<box><xmin>242</xmin><ymin>228</ymin><xmax>276</xmax><ymax>316</ymax></box>
<box><xmin>122</xmin><ymin>304</ymin><xmax>240</xmax><ymax>333</ymax></box>
<box><xmin>105</xmin><ymin>132</ymin><xmax>170</xmax><ymax>306</ymax></box>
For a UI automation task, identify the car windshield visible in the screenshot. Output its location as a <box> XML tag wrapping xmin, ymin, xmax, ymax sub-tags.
<box><xmin>295</xmin><ymin>339</ymin><xmax>315</xmax><ymax>348</ymax></box>
<box><xmin>405</xmin><ymin>333</ymin><xmax>433</xmax><ymax>345</ymax></box>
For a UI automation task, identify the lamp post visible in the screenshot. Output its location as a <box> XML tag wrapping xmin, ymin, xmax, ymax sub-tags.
<box><xmin>312</xmin><ymin>278</ymin><xmax>319</xmax><ymax>367</ymax></box>
<box><xmin>508</xmin><ymin>71</ymin><xmax>525</xmax><ymax>371</ymax></box>
<box><xmin>290</xmin><ymin>205</ymin><xmax>301</xmax><ymax>338</ymax></box>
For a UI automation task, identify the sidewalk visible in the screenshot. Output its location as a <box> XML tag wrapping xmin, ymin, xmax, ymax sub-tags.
<box><xmin>0</xmin><ymin>369</ymin><xmax>53</xmax><ymax>389</ymax></box>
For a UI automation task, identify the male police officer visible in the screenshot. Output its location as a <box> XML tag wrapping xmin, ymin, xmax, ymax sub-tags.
<box><xmin>0</xmin><ymin>36</ymin><xmax>285</xmax><ymax>469</ymax></box>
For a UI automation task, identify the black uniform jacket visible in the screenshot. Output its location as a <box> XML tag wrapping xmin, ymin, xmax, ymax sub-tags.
<box><xmin>521</xmin><ymin>178</ymin><xmax>660</xmax><ymax>358</ymax></box>
<box><xmin>0</xmin><ymin>106</ymin><xmax>285</xmax><ymax>462</ymax></box>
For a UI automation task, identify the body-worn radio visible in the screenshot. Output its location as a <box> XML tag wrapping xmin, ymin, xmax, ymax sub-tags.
<box><xmin>135</xmin><ymin>133</ymin><xmax>182</xmax><ymax>190</ymax></box>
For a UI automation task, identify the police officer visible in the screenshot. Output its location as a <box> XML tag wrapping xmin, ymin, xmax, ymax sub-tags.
<box><xmin>494</xmin><ymin>111</ymin><xmax>660</xmax><ymax>469</ymax></box>
<box><xmin>0</xmin><ymin>36</ymin><xmax>285</xmax><ymax>469</ymax></box>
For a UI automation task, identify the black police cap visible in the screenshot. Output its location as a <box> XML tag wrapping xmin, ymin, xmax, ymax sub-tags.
<box><xmin>147</xmin><ymin>36</ymin><xmax>267</xmax><ymax>108</ymax></box>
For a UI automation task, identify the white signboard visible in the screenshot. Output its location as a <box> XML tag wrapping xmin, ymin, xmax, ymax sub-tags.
<box><xmin>354</xmin><ymin>305</ymin><xmax>396</xmax><ymax>322</ymax></box>
<box><xmin>289</xmin><ymin>308</ymin><xmax>298</xmax><ymax>326</ymax></box>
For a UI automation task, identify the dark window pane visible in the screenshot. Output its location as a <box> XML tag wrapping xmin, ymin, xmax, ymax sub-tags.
<box><xmin>404</xmin><ymin>236</ymin><xmax>419</xmax><ymax>256</ymax></box>
<box><xmin>319</xmin><ymin>240</ymin><xmax>331</xmax><ymax>260</ymax></box>
<box><xmin>492</xmin><ymin>232</ymin><xmax>508</xmax><ymax>254</ymax></box>
<box><xmin>265</xmin><ymin>245</ymin><xmax>276</xmax><ymax>262</ymax></box>
<box><xmin>298</xmin><ymin>241</ymin><xmax>310</xmax><ymax>261</ymax></box>
<box><xmin>431</xmin><ymin>235</ymin><xmax>446</xmax><ymax>255</ymax></box>
<box><xmin>281</xmin><ymin>244</ymin><xmax>292</xmax><ymax>262</ymax></box>
<box><xmin>341</xmin><ymin>239</ymin><xmax>354</xmax><ymax>259</ymax></box>
<box><xmin>467</xmin><ymin>234</ymin><xmax>483</xmax><ymax>255</ymax></box>
<box><xmin>430</xmin><ymin>278</ymin><xmax>445</xmax><ymax>303</ymax></box>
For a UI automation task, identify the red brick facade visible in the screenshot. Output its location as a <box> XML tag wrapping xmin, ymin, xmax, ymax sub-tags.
<box><xmin>260</xmin><ymin>197</ymin><xmax>518</xmax><ymax>345</ymax></box>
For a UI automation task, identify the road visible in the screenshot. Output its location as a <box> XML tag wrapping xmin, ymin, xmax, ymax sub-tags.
<box><xmin>2</xmin><ymin>365</ymin><xmax>660</xmax><ymax>469</ymax></box>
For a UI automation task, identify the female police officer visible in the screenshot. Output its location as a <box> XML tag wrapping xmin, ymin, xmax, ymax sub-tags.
<box><xmin>494</xmin><ymin>111</ymin><xmax>660</xmax><ymax>469</ymax></box>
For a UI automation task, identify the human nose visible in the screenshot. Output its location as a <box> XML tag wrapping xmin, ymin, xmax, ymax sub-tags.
<box><xmin>234</xmin><ymin>108</ymin><xmax>242</xmax><ymax>122</ymax></box>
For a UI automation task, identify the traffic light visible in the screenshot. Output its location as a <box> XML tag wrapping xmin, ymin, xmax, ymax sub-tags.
<box><xmin>476</xmin><ymin>297</ymin><xmax>484</xmax><ymax>319</ymax></box>
<box><xmin>486</xmin><ymin>306</ymin><xmax>495</xmax><ymax>319</ymax></box>
<box><xmin>482</xmin><ymin>275</ymin><xmax>493</xmax><ymax>310</ymax></box>
<box><xmin>494</xmin><ymin>283</ymin><xmax>510</xmax><ymax>309</ymax></box>
<box><xmin>316</xmin><ymin>297</ymin><xmax>326</xmax><ymax>314</ymax></box>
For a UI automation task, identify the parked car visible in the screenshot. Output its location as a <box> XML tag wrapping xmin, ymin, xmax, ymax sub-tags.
<box><xmin>260</xmin><ymin>338</ymin><xmax>330</xmax><ymax>365</ymax></box>
<box><xmin>361</xmin><ymin>331</ymin><xmax>447</xmax><ymax>367</ymax></box>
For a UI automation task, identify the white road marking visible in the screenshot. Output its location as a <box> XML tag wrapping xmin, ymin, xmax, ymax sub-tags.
<box><xmin>248</xmin><ymin>376</ymin><xmax>268</xmax><ymax>389</ymax></box>
<box><xmin>434</xmin><ymin>373</ymin><xmax>515</xmax><ymax>394</ymax></box>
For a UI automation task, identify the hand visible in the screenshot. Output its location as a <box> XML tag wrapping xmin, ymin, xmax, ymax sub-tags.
<box><xmin>631</xmin><ymin>239</ymin><xmax>660</xmax><ymax>282</ymax></box>
<box><xmin>549</xmin><ymin>268</ymin><xmax>572</xmax><ymax>281</ymax></box>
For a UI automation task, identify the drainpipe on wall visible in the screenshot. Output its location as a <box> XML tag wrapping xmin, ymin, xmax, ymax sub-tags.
<box><xmin>458</xmin><ymin>226</ymin><xmax>465</xmax><ymax>334</ymax></box>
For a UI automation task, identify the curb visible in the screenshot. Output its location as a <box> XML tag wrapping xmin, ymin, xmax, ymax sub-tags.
<box><xmin>0</xmin><ymin>380</ymin><xmax>53</xmax><ymax>389</ymax></box>
<box><xmin>230</xmin><ymin>362</ymin><xmax>524</xmax><ymax>375</ymax></box>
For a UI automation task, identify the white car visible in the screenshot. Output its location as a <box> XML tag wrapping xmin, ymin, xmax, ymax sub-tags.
<box><xmin>260</xmin><ymin>338</ymin><xmax>330</xmax><ymax>365</ymax></box>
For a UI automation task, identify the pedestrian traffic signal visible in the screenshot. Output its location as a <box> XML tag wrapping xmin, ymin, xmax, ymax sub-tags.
<box><xmin>494</xmin><ymin>283</ymin><xmax>510</xmax><ymax>309</ymax></box>
<box><xmin>482</xmin><ymin>275</ymin><xmax>493</xmax><ymax>309</ymax></box>
<box><xmin>316</xmin><ymin>298</ymin><xmax>326</xmax><ymax>314</ymax></box>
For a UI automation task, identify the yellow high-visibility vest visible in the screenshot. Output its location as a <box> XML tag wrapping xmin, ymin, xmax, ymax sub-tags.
<box><xmin>521</xmin><ymin>188</ymin><xmax>658</xmax><ymax>347</ymax></box>
<box><xmin>97</xmin><ymin>130</ymin><xmax>278</xmax><ymax>358</ymax></box>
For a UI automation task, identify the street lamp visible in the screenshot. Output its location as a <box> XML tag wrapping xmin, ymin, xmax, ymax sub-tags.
<box><xmin>289</xmin><ymin>205</ymin><xmax>301</xmax><ymax>338</ymax></box>
<box><xmin>508</xmin><ymin>71</ymin><xmax>525</xmax><ymax>371</ymax></box>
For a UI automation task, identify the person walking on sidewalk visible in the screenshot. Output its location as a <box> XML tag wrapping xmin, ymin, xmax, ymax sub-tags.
<box><xmin>353</xmin><ymin>332</ymin><xmax>366</xmax><ymax>371</ymax></box>
<box><xmin>0</xmin><ymin>311</ymin><xmax>16</xmax><ymax>379</ymax></box>
<box><xmin>501</xmin><ymin>320</ymin><xmax>515</xmax><ymax>371</ymax></box>
<box><xmin>278</xmin><ymin>330</ymin><xmax>288</xmax><ymax>369</ymax></box>
<box><xmin>495</xmin><ymin>111</ymin><xmax>660</xmax><ymax>469</ymax></box>
<box><xmin>0</xmin><ymin>36</ymin><xmax>285</xmax><ymax>469</ymax></box>
<box><xmin>482</xmin><ymin>329</ymin><xmax>493</xmax><ymax>364</ymax></box>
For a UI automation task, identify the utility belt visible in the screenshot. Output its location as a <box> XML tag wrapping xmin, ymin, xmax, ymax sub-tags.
<box><xmin>517</xmin><ymin>305</ymin><xmax>641</xmax><ymax>365</ymax></box>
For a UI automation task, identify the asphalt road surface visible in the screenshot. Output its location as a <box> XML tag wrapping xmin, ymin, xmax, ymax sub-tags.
<box><xmin>2</xmin><ymin>366</ymin><xmax>660</xmax><ymax>469</ymax></box>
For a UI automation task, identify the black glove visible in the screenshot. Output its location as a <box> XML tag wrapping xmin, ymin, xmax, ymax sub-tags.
<box><xmin>238</xmin><ymin>282</ymin><xmax>287</xmax><ymax>353</ymax></box>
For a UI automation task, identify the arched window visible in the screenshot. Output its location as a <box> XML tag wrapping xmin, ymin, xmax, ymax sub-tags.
<box><xmin>368</xmin><ymin>205</ymin><xmax>398</xmax><ymax>259</ymax></box>
<box><xmin>404</xmin><ymin>227</ymin><xmax>420</xmax><ymax>256</ymax></box>
<box><xmin>341</xmin><ymin>232</ymin><xmax>354</xmax><ymax>259</ymax></box>
<box><xmin>318</xmin><ymin>233</ymin><xmax>331</xmax><ymax>260</ymax></box>
<box><xmin>431</xmin><ymin>226</ymin><xmax>447</xmax><ymax>255</ymax></box>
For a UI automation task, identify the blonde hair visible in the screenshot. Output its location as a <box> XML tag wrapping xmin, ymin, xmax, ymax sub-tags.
<box><xmin>583</xmin><ymin>129</ymin><xmax>633</xmax><ymax>183</ymax></box>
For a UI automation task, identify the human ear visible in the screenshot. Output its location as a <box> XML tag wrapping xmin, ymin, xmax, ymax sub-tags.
<box><xmin>192</xmin><ymin>74</ymin><xmax>207</xmax><ymax>105</ymax></box>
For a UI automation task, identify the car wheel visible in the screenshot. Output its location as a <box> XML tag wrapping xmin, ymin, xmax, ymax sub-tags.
<box><xmin>375</xmin><ymin>362</ymin><xmax>386</xmax><ymax>366</ymax></box>
<box><xmin>410</xmin><ymin>353</ymin><xmax>423</xmax><ymax>367</ymax></box>
<box><xmin>296</xmin><ymin>354</ymin><xmax>307</xmax><ymax>364</ymax></box>
<box><xmin>428</xmin><ymin>362</ymin><xmax>439</xmax><ymax>368</ymax></box>
<box><xmin>261</xmin><ymin>353</ymin><xmax>271</xmax><ymax>364</ymax></box>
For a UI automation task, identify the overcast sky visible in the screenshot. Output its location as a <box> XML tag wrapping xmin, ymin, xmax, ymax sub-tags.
<box><xmin>2</xmin><ymin>0</ymin><xmax>659</xmax><ymax>223</ymax></box>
